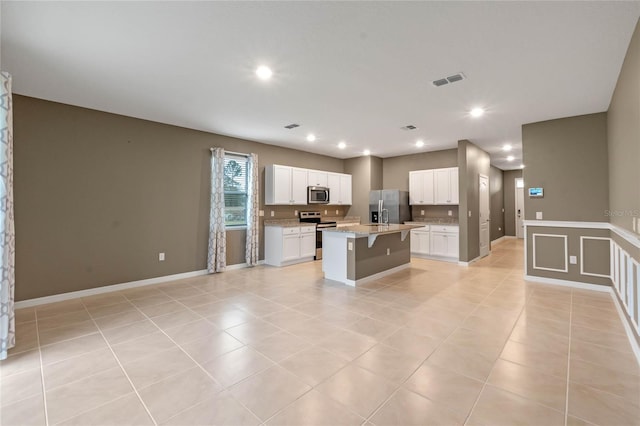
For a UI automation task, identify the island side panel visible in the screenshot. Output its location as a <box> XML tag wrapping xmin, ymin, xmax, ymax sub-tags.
<box><xmin>348</xmin><ymin>233</ymin><xmax>411</xmax><ymax>280</ymax></box>
<box><xmin>322</xmin><ymin>231</ymin><xmax>350</xmax><ymax>283</ymax></box>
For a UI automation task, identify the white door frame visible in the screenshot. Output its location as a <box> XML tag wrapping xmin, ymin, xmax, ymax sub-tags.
<box><xmin>515</xmin><ymin>178</ymin><xmax>524</xmax><ymax>239</ymax></box>
<box><xmin>479</xmin><ymin>174</ymin><xmax>490</xmax><ymax>258</ymax></box>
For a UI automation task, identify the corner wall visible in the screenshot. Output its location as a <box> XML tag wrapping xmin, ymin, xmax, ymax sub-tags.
<box><xmin>503</xmin><ymin>170</ymin><xmax>523</xmax><ymax>237</ymax></box>
<box><xmin>458</xmin><ymin>140</ymin><xmax>491</xmax><ymax>262</ymax></box>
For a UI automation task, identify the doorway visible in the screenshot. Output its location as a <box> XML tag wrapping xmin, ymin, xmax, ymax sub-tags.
<box><xmin>479</xmin><ymin>174</ymin><xmax>490</xmax><ymax>258</ymax></box>
<box><xmin>515</xmin><ymin>178</ymin><xmax>525</xmax><ymax>238</ymax></box>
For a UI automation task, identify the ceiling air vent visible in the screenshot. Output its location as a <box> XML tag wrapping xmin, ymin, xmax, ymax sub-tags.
<box><xmin>402</xmin><ymin>125</ymin><xmax>417</xmax><ymax>131</ymax></box>
<box><xmin>284</xmin><ymin>123</ymin><xmax>300</xmax><ymax>129</ymax></box>
<box><xmin>432</xmin><ymin>72</ymin><xmax>465</xmax><ymax>87</ymax></box>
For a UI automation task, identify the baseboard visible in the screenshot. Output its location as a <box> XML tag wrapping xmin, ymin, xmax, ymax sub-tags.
<box><xmin>458</xmin><ymin>256</ymin><xmax>481</xmax><ymax>267</ymax></box>
<box><xmin>15</xmin><ymin>260</ymin><xmax>265</xmax><ymax>309</ymax></box>
<box><xmin>523</xmin><ymin>274</ymin><xmax>610</xmax><ymax>292</ymax></box>
<box><xmin>411</xmin><ymin>254</ymin><xmax>458</xmax><ymax>264</ymax></box>
<box><xmin>341</xmin><ymin>263</ymin><xmax>411</xmax><ymax>287</ymax></box>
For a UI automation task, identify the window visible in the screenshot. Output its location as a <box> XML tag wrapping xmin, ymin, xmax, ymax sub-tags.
<box><xmin>223</xmin><ymin>154</ymin><xmax>248</xmax><ymax>227</ymax></box>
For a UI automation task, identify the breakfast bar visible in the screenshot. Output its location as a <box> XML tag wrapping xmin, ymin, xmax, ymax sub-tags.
<box><xmin>321</xmin><ymin>224</ymin><xmax>423</xmax><ymax>286</ymax></box>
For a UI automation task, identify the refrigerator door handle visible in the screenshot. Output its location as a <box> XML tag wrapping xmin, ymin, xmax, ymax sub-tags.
<box><xmin>378</xmin><ymin>200</ymin><xmax>383</xmax><ymax>223</ymax></box>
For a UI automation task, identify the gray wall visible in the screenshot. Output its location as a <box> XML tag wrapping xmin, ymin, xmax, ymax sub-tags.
<box><xmin>489</xmin><ymin>166</ymin><xmax>504</xmax><ymax>241</ymax></box>
<box><xmin>344</xmin><ymin>155</ymin><xmax>384</xmax><ymax>223</ymax></box>
<box><xmin>503</xmin><ymin>170</ymin><xmax>523</xmax><ymax>236</ymax></box>
<box><xmin>382</xmin><ymin>149</ymin><xmax>457</xmax><ymax>191</ymax></box>
<box><xmin>608</xmin><ymin>18</ymin><xmax>640</xmax><ymax>234</ymax></box>
<box><xmin>458</xmin><ymin>140</ymin><xmax>491</xmax><ymax>262</ymax></box>
<box><xmin>522</xmin><ymin>113</ymin><xmax>609</xmax><ymax>222</ymax></box>
<box><xmin>14</xmin><ymin>95</ymin><xmax>346</xmax><ymax>300</ymax></box>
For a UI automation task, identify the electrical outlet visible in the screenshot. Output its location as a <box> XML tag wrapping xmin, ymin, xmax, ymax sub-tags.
<box><xmin>502</xmin><ymin>208</ymin><xmax>505</xmax><ymax>213</ymax></box>
<box><xmin>448</xmin><ymin>210</ymin><xmax>452</xmax><ymax>216</ymax></box>
<box><xmin>158</xmin><ymin>252</ymin><xmax>165</xmax><ymax>262</ymax></box>
<box><xmin>569</xmin><ymin>255</ymin><xmax>577</xmax><ymax>264</ymax></box>
<box><xmin>324</xmin><ymin>209</ymin><xmax>328</xmax><ymax>215</ymax></box>
<box><xmin>259</xmin><ymin>210</ymin><xmax>264</xmax><ymax>217</ymax></box>
<box><xmin>420</xmin><ymin>210</ymin><xmax>425</xmax><ymax>216</ymax></box>
<box><xmin>536</xmin><ymin>211</ymin><xmax>543</xmax><ymax>220</ymax></box>
<box><xmin>336</xmin><ymin>210</ymin><xmax>339</xmax><ymax>215</ymax></box>
<box><xmin>499</xmin><ymin>227</ymin><xmax>502</xmax><ymax>231</ymax></box>
<box><xmin>386</xmin><ymin>248</ymin><xmax>390</xmax><ymax>255</ymax></box>
<box><xmin>270</xmin><ymin>211</ymin><xmax>275</xmax><ymax>217</ymax></box>
<box><xmin>348</xmin><ymin>242</ymin><xmax>353</xmax><ymax>251</ymax></box>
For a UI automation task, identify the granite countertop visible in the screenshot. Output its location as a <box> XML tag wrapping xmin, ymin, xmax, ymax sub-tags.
<box><xmin>405</xmin><ymin>218</ymin><xmax>459</xmax><ymax>225</ymax></box>
<box><xmin>325</xmin><ymin>216</ymin><xmax>361</xmax><ymax>223</ymax></box>
<box><xmin>264</xmin><ymin>220</ymin><xmax>302</xmax><ymax>228</ymax></box>
<box><xmin>322</xmin><ymin>223</ymin><xmax>423</xmax><ymax>236</ymax></box>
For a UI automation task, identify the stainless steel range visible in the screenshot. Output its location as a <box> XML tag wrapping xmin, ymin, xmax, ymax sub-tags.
<box><xmin>299</xmin><ymin>211</ymin><xmax>337</xmax><ymax>260</ymax></box>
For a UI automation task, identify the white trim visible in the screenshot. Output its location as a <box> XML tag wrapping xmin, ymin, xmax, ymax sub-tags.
<box><xmin>524</xmin><ymin>220</ymin><xmax>640</xmax><ymax>249</ymax></box>
<box><xmin>458</xmin><ymin>256</ymin><xmax>481</xmax><ymax>266</ymax></box>
<box><xmin>524</xmin><ymin>274</ymin><xmax>610</xmax><ymax>292</ymax></box>
<box><xmin>14</xmin><ymin>261</ymin><xmax>266</xmax><ymax>308</ymax></box>
<box><xmin>490</xmin><ymin>235</ymin><xmax>507</xmax><ymax>245</ymax></box>
<box><xmin>532</xmin><ymin>233</ymin><xmax>568</xmax><ymax>273</ymax></box>
<box><xmin>524</xmin><ymin>220</ymin><xmax>610</xmax><ymax>229</ymax></box>
<box><xmin>610</xmin><ymin>288</ymin><xmax>640</xmax><ymax>364</ymax></box>
<box><xmin>338</xmin><ymin>263</ymin><xmax>411</xmax><ymax>287</ymax></box>
<box><xmin>579</xmin><ymin>236</ymin><xmax>612</xmax><ymax>278</ymax></box>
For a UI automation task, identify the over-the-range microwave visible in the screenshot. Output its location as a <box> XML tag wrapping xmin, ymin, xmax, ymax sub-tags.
<box><xmin>307</xmin><ymin>186</ymin><xmax>329</xmax><ymax>204</ymax></box>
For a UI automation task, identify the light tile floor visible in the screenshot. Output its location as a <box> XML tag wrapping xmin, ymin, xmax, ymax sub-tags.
<box><xmin>1</xmin><ymin>239</ymin><xmax>639</xmax><ymax>425</ymax></box>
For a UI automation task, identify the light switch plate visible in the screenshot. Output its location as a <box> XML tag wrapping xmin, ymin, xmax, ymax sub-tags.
<box><xmin>270</xmin><ymin>211</ymin><xmax>275</xmax><ymax>217</ymax></box>
<box><xmin>348</xmin><ymin>242</ymin><xmax>353</xmax><ymax>251</ymax></box>
<box><xmin>536</xmin><ymin>211</ymin><xmax>543</xmax><ymax>220</ymax></box>
<box><xmin>448</xmin><ymin>210</ymin><xmax>452</xmax><ymax>216</ymax></box>
<box><xmin>468</xmin><ymin>211</ymin><xmax>472</xmax><ymax>217</ymax></box>
<box><xmin>294</xmin><ymin>210</ymin><xmax>298</xmax><ymax>216</ymax></box>
<box><xmin>421</xmin><ymin>210</ymin><xmax>425</xmax><ymax>216</ymax></box>
<box><xmin>569</xmin><ymin>255</ymin><xmax>577</xmax><ymax>264</ymax></box>
<box><xmin>159</xmin><ymin>252</ymin><xmax>165</xmax><ymax>262</ymax></box>
<box><xmin>259</xmin><ymin>210</ymin><xmax>264</xmax><ymax>217</ymax></box>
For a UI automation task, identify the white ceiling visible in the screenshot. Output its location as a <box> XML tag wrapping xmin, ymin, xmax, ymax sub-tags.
<box><xmin>2</xmin><ymin>2</ymin><xmax>639</xmax><ymax>170</ymax></box>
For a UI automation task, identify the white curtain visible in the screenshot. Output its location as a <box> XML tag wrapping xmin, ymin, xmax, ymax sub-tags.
<box><xmin>0</xmin><ymin>72</ymin><xmax>15</xmax><ymax>361</ymax></box>
<box><xmin>207</xmin><ymin>148</ymin><xmax>226</xmax><ymax>273</ymax></box>
<box><xmin>245</xmin><ymin>153</ymin><xmax>259</xmax><ymax>266</ymax></box>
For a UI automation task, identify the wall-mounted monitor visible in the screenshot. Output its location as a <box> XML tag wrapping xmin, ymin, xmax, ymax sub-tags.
<box><xmin>528</xmin><ymin>187</ymin><xmax>543</xmax><ymax>198</ymax></box>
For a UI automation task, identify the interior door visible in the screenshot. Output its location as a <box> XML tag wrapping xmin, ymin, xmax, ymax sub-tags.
<box><xmin>479</xmin><ymin>174</ymin><xmax>490</xmax><ymax>258</ymax></box>
<box><xmin>515</xmin><ymin>178</ymin><xmax>525</xmax><ymax>238</ymax></box>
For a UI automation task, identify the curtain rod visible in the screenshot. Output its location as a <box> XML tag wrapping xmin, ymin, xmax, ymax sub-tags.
<box><xmin>210</xmin><ymin>148</ymin><xmax>248</xmax><ymax>157</ymax></box>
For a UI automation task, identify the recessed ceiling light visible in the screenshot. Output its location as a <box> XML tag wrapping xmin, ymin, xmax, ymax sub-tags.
<box><xmin>255</xmin><ymin>65</ymin><xmax>273</xmax><ymax>80</ymax></box>
<box><xmin>470</xmin><ymin>107</ymin><xmax>484</xmax><ymax>118</ymax></box>
<box><xmin>507</xmin><ymin>155</ymin><xmax>514</xmax><ymax>161</ymax></box>
<box><xmin>416</xmin><ymin>140</ymin><xmax>425</xmax><ymax>148</ymax></box>
<box><xmin>363</xmin><ymin>149</ymin><xmax>371</xmax><ymax>156</ymax></box>
<box><xmin>502</xmin><ymin>144</ymin><xmax>512</xmax><ymax>151</ymax></box>
<box><xmin>520</xmin><ymin>164</ymin><xmax>525</xmax><ymax>169</ymax></box>
<box><xmin>338</xmin><ymin>141</ymin><xmax>346</xmax><ymax>149</ymax></box>
<box><xmin>306</xmin><ymin>134</ymin><xmax>316</xmax><ymax>142</ymax></box>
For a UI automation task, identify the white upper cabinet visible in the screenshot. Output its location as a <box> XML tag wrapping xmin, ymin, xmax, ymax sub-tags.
<box><xmin>434</xmin><ymin>167</ymin><xmax>458</xmax><ymax>205</ymax></box>
<box><xmin>265</xmin><ymin>165</ymin><xmax>308</xmax><ymax>205</ymax></box>
<box><xmin>266</xmin><ymin>165</ymin><xmax>351</xmax><ymax>205</ymax></box>
<box><xmin>308</xmin><ymin>170</ymin><xmax>328</xmax><ymax>187</ymax></box>
<box><xmin>327</xmin><ymin>172</ymin><xmax>352</xmax><ymax>205</ymax></box>
<box><xmin>409</xmin><ymin>170</ymin><xmax>434</xmax><ymax>205</ymax></box>
<box><xmin>410</xmin><ymin>167</ymin><xmax>458</xmax><ymax>205</ymax></box>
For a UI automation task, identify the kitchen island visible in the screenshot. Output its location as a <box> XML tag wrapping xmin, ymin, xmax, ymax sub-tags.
<box><xmin>321</xmin><ymin>224</ymin><xmax>423</xmax><ymax>286</ymax></box>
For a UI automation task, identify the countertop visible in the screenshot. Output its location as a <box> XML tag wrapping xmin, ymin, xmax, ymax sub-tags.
<box><xmin>322</xmin><ymin>223</ymin><xmax>423</xmax><ymax>237</ymax></box>
<box><xmin>405</xmin><ymin>218</ymin><xmax>459</xmax><ymax>225</ymax></box>
<box><xmin>264</xmin><ymin>220</ymin><xmax>303</xmax><ymax>228</ymax></box>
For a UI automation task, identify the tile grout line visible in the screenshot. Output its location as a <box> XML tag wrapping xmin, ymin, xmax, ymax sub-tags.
<box><xmin>123</xmin><ymin>293</ymin><xmax>268</xmax><ymax>425</ymax></box>
<box><xmin>564</xmin><ymin>289</ymin><xmax>574</xmax><ymax>426</ymax></box>
<box><xmin>34</xmin><ymin>309</ymin><xmax>51</xmax><ymax>426</ymax></box>
<box><xmin>80</xmin><ymin>302</ymin><xmax>159</xmax><ymax>426</ymax></box>
<box><xmin>460</xmin><ymin>266</ymin><xmax>527</xmax><ymax>425</ymax></box>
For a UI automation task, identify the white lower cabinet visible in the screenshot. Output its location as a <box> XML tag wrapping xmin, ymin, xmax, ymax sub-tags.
<box><xmin>265</xmin><ymin>226</ymin><xmax>316</xmax><ymax>266</ymax></box>
<box><xmin>430</xmin><ymin>226</ymin><xmax>459</xmax><ymax>258</ymax></box>
<box><xmin>409</xmin><ymin>224</ymin><xmax>458</xmax><ymax>260</ymax></box>
<box><xmin>410</xmin><ymin>226</ymin><xmax>430</xmax><ymax>255</ymax></box>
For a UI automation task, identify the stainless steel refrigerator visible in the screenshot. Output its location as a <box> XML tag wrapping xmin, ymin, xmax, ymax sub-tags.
<box><xmin>369</xmin><ymin>190</ymin><xmax>412</xmax><ymax>224</ymax></box>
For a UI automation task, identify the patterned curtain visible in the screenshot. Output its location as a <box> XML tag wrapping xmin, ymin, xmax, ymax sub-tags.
<box><xmin>245</xmin><ymin>153</ymin><xmax>259</xmax><ymax>266</ymax></box>
<box><xmin>0</xmin><ymin>72</ymin><xmax>15</xmax><ymax>361</ymax></box>
<box><xmin>207</xmin><ymin>148</ymin><xmax>226</xmax><ymax>273</ymax></box>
